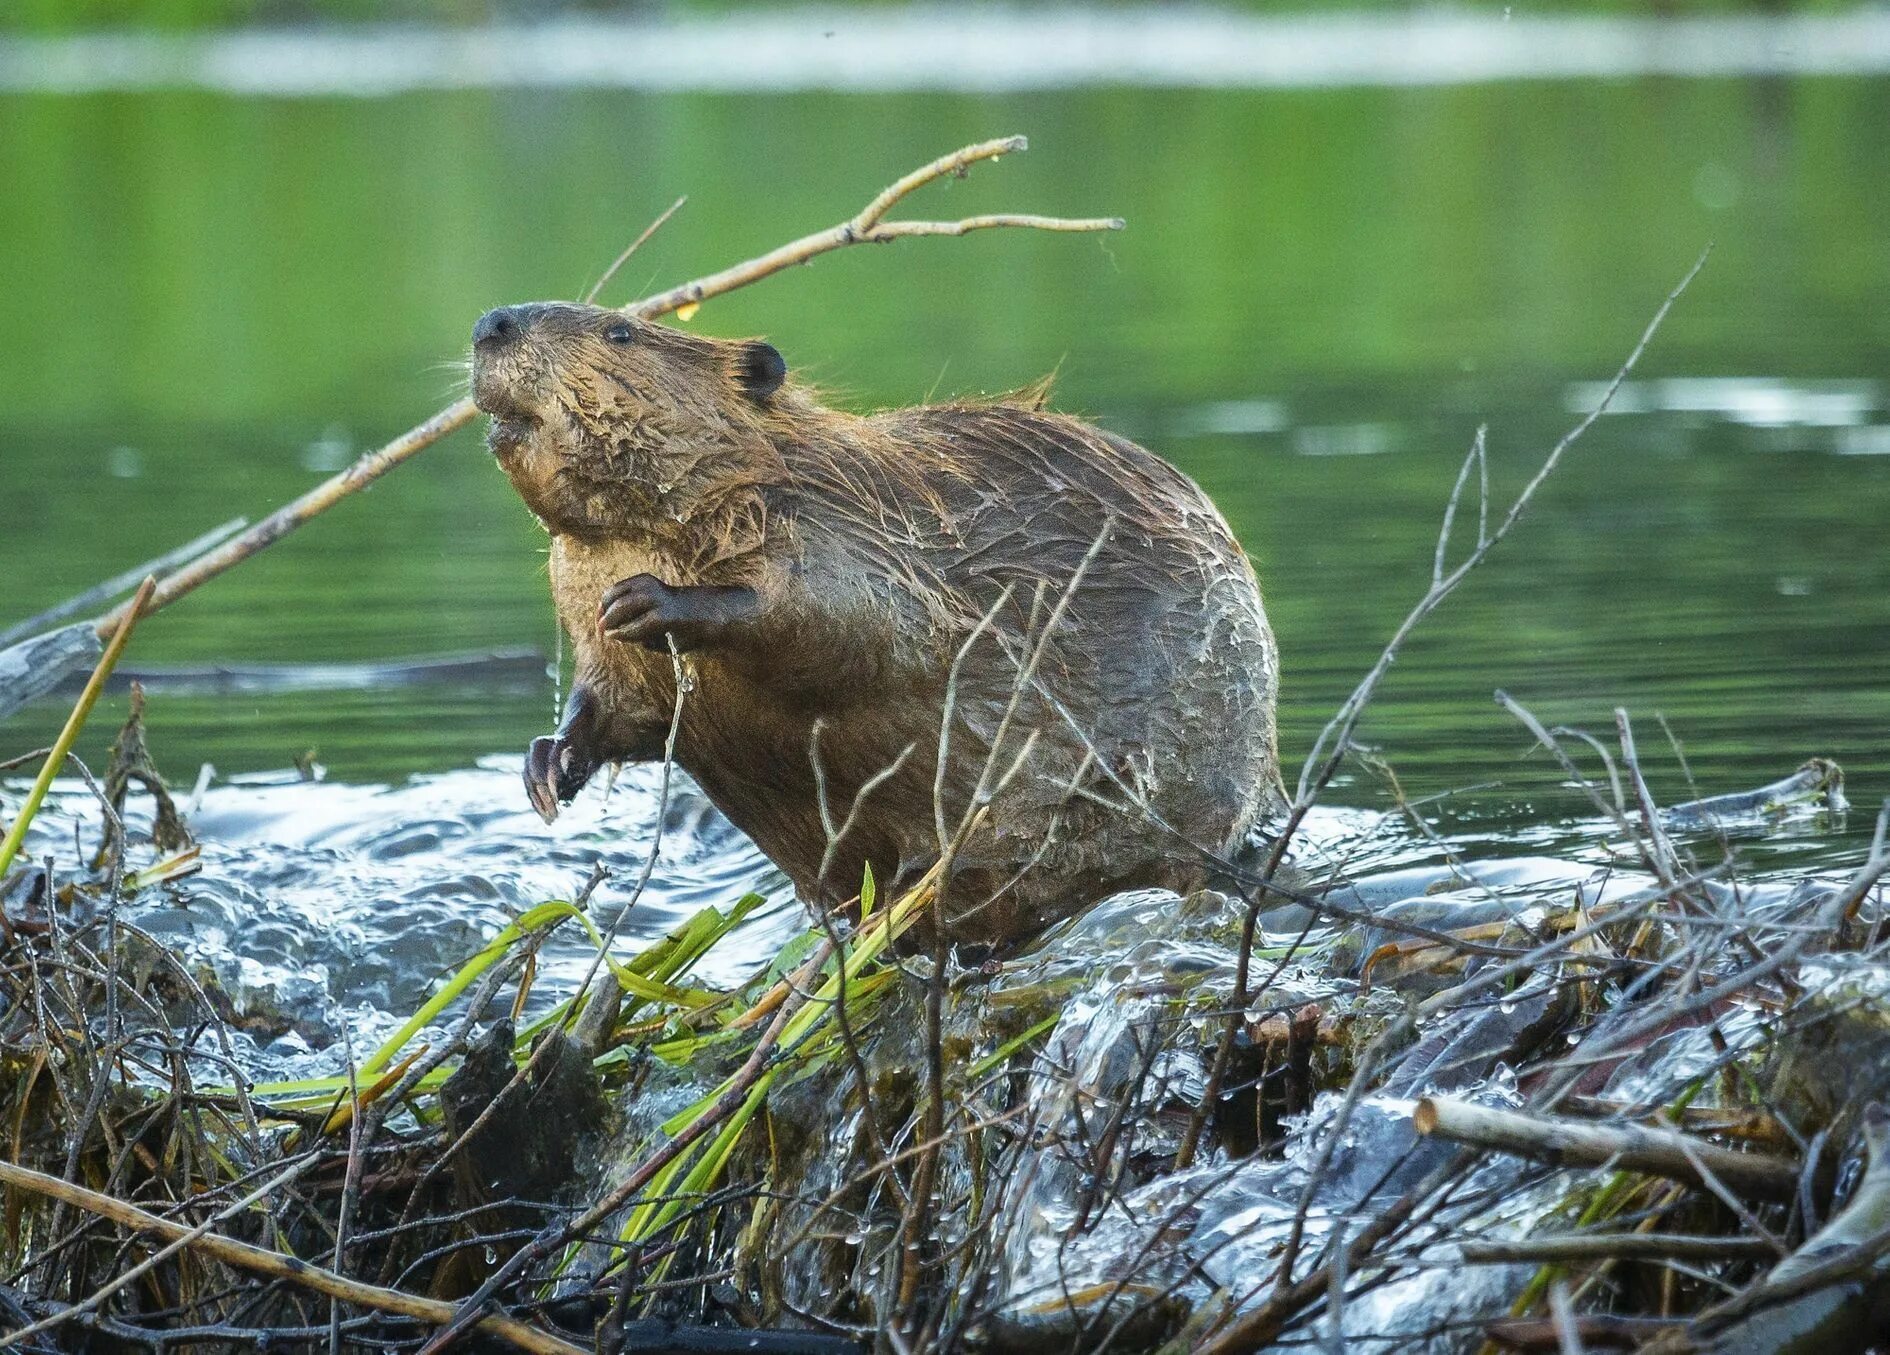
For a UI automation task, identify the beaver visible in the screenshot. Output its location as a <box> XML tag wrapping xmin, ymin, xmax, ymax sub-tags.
<box><xmin>470</xmin><ymin>301</ymin><xmax>1283</xmax><ymax>945</ymax></box>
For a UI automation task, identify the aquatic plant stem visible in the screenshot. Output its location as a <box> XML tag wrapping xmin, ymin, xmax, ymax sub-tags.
<box><xmin>0</xmin><ymin>576</ymin><xmax>155</xmax><ymax>882</ymax></box>
<box><xmin>414</xmin><ymin>935</ymin><xmax>839</xmax><ymax>1355</ymax></box>
<box><xmin>0</xmin><ymin>1159</ymin><xmax>589</xmax><ymax>1355</ymax></box>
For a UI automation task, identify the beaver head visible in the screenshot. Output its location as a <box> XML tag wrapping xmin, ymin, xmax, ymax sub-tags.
<box><xmin>470</xmin><ymin>301</ymin><xmax>792</xmax><ymax>538</ymax></box>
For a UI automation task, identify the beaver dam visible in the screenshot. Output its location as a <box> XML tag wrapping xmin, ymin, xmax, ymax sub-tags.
<box><xmin>4</xmin><ymin>141</ymin><xmax>1890</xmax><ymax>1355</ymax></box>
<box><xmin>1</xmin><ymin>678</ymin><xmax>1885</xmax><ymax>1355</ymax></box>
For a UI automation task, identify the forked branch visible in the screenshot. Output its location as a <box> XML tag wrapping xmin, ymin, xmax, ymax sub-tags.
<box><xmin>631</xmin><ymin>137</ymin><xmax>1120</xmax><ymax>320</ymax></box>
<box><xmin>80</xmin><ymin>137</ymin><xmax>1119</xmax><ymax>644</ymax></box>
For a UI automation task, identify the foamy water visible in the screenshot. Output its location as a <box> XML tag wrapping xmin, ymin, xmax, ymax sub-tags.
<box><xmin>6</xmin><ymin>8</ymin><xmax>1890</xmax><ymax>97</ymax></box>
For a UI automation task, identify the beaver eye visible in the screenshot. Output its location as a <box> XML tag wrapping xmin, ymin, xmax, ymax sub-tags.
<box><xmin>604</xmin><ymin>323</ymin><xmax>634</xmax><ymax>346</ymax></box>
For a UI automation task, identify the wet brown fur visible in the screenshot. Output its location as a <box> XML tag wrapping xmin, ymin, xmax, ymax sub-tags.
<box><xmin>473</xmin><ymin>302</ymin><xmax>1283</xmax><ymax>945</ymax></box>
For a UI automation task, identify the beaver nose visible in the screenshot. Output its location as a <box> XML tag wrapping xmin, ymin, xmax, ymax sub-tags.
<box><xmin>473</xmin><ymin>306</ymin><xmax>523</xmax><ymax>348</ymax></box>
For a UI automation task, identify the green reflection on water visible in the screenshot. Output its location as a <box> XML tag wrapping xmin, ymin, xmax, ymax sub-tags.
<box><xmin>1</xmin><ymin>82</ymin><xmax>1886</xmax><ymax>832</ymax></box>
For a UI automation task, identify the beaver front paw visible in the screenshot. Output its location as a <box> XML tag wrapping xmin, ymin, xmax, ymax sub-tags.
<box><xmin>598</xmin><ymin>574</ymin><xmax>760</xmax><ymax>652</ymax></box>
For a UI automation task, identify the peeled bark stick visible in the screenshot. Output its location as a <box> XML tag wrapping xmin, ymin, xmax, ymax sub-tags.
<box><xmin>0</xmin><ymin>1158</ymin><xmax>588</xmax><ymax>1355</ymax></box>
<box><xmin>1413</xmin><ymin>1097</ymin><xmax>1801</xmax><ymax>1202</ymax></box>
<box><xmin>1462</xmin><ymin>1233</ymin><xmax>1776</xmax><ymax>1264</ymax></box>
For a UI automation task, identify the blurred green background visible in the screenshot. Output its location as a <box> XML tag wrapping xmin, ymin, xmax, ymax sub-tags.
<box><xmin>0</xmin><ymin>20</ymin><xmax>1886</xmax><ymax>830</ymax></box>
<box><xmin>5</xmin><ymin>0</ymin><xmax>1870</xmax><ymax>32</ymax></box>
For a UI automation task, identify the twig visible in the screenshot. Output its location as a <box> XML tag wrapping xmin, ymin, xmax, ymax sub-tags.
<box><xmin>0</xmin><ymin>1151</ymin><xmax>321</xmax><ymax>1350</ymax></box>
<box><xmin>1666</xmin><ymin>1103</ymin><xmax>1890</xmax><ymax>1344</ymax></box>
<box><xmin>1460</xmin><ymin>1234</ymin><xmax>1775</xmax><ymax>1265</ymax></box>
<box><xmin>1534</xmin><ymin>800</ymin><xmax>1890</xmax><ymax>1107</ymax></box>
<box><xmin>1179</xmin><ymin>250</ymin><xmax>1711</xmax><ymax>1176</ymax></box>
<box><xmin>613</xmin><ymin>1318</ymin><xmax>863</xmax><ymax>1355</ymax></box>
<box><xmin>585</xmin><ymin>196</ymin><xmax>687</xmax><ymax>305</ymax></box>
<box><xmin>630</xmin><ymin>138</ymin><xmax>1120</xmax><ymax>323</ymax></box>
<box><xmin>0</xmin><ymin>1158</ymin><xmax>589</xmax><ymax>1355</ymax></box>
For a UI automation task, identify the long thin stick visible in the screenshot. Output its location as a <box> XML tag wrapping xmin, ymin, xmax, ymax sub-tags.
<box><xmin>85</xmin><ymin>136</ymin><xmax>1118</xmax><ymax>643</ymax></box>
<box><xmin>0</xmin><ymin>576</ymin><xmax>156</xmax><ymax>879</ymax></box>
<box><xmin>0</xmin><ymin>1158</ymin><xmax>588</xmax><ymax>1355</ymax></box>
<box><xmin>1461</xmin><ymin>1234</ymin><xmax>1776</xmax><ymax>1264</ymax></box>
<box><xmin>0</xmin><ymin>517</ymin><xmax>244</xmax><ymax>648</ymax></box>
<box><xmin>1413</xmin><ymin>1097</ymin><xmax>1801</xmax><ymax>1202</ymax></box>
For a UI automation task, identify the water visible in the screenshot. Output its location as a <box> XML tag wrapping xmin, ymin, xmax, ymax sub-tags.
<box><xmin>11</xmin><ymin>12</ymin><xmax>1890</xmax><ymax>95</ymax></box>
<box><xmin>2</xmin><ymin>44</ymin><xmax>1889</xmax><ymax>1031</ymax></box>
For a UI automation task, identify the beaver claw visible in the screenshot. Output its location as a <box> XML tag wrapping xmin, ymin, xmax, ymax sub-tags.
<box><xmin>524</xmin><ymin>735</ymin><xmax>594</xmax><ymax>824</ymax></box>
<box><xmin>598</xmin><ymin>574</ymin><xmax>759</xmax><ymax>652</ymax></box>
<box><xmin>524</xmin><ymin>684</ymin><xmax>605</xmax><ymax>823</ymax></box>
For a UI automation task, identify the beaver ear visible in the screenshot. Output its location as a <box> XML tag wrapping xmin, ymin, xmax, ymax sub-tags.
<box><xmin>736</xmin><ymin>341</ymin><xmax>787</xmax><ymax>401</ymax></box>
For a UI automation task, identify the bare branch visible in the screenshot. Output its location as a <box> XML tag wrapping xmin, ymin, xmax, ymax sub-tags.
<box><xmin>58</xmin><ymin>137</ymin><xmax>1119</xmax><ymax>660</ymax></box>
<box><xmin>0</xmin><ymin>1159</ymin><xmax>588</xmax><ymax>1355</ymax></box>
